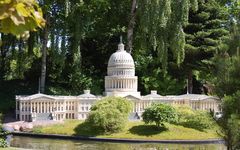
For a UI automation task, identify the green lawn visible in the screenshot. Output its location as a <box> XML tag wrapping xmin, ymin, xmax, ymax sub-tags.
<box><xmin>32</xmin><ymin>120</ymin><xmax>221</xmax><ymax>140</ymax></box>
<box><xmin>0</xmin><ymin>148</ymin><xmax>26</xmax><ymax>150</ymax></box>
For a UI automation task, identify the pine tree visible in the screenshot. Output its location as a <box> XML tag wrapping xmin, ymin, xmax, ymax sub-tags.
<box><xmin>181</xmin><ymin>0</ymin><xmax>229</xmax><ymax>93</ymax></box>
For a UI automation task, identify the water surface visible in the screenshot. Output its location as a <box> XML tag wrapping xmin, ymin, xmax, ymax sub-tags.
<box><xmin>11</xmin><ymin>136</ymin><xmax>226</xmax><ymax>150</ymax></box>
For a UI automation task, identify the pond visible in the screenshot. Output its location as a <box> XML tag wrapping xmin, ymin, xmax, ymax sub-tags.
<box><xmin>10</xmin><ymin>136</ymin><xmax>226</xmax><ymax>150</ymax></box>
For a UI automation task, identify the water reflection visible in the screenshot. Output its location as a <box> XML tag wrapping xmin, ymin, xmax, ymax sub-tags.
<box><xmin>11</xmin><ymin>136</ymin><xmax>226</xmax><ymax>150</ymax></box>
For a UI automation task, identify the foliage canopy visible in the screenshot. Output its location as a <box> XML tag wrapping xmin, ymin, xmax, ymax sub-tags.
<box><xmin>86</xmin><ymin>97</ymin><xmax>132</xmax><ymax>133</ymax></box>
<box><xmin>142</xmin><ymin>103</ymin><xmax>177</xmax><ymax>128</ymax></box>
<box><xmin>0</xmin><ymin>0</ymin><xmax>45</xmax><ymax>37</ymax></box>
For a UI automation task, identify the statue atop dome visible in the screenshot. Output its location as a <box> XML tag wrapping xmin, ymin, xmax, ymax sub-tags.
<box><xmin>118</xmin><ymin>36</ymin><xmax>125</xmax><ymax>51</ymax></box>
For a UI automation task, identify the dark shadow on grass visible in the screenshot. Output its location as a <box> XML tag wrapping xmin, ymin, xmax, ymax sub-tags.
<box><xmin>73</xmin><ymin>121</ymin><xmax>105</xmax><ymax>137</ymax></box>
<box><xmin>129</xmin><ymin>125</ymin><xmax>168</xmax><ymax>136</ymax></box>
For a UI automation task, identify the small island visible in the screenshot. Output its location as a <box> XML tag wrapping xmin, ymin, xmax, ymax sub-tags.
<box><xmin>0</xmin><ymin>0</ymin><xmax>240</xmax><ymax>149</ymax></box>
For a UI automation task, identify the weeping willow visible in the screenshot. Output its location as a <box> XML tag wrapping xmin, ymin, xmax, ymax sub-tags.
<box><xmin>138</xmin><ymin>0</ymin><xmax>198</xmax><ymax>70</ymax></box>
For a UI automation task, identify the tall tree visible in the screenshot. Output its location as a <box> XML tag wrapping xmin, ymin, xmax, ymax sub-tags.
<box><xmin>136</xmin><ymin>0</ymin><xmax>198</xmax><ymax>70</ymax></box>
<box><xmin>213</xmin><ymin>3</ymin><xmax>240</xmax><ymax>147</ymax></box>
<box><xmin>181</xmin><ymin>0</ymin><xmax>229</xmax><ymax>94</ymax></box>
<box><xmin>40</xmin><ymin>15</ymin><xmax>49</xmax><ymax>93</ymax></box>
<box><xmin>127</xmin><ymin>0</ymin><xmax>137</xmax><ymax>53</ymax></box>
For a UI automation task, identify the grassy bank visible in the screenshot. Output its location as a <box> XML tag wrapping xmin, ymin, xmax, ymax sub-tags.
<box><xmin>33</xmin><ymin>120</ymin><xmax>221</xmax><ymax>140</ymax></box>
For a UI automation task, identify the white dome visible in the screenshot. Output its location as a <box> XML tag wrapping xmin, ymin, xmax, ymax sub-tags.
<box><xmin>107</xmin><ymin>43</ymin><xmax>135</xmax><ymax>76</ymax></box>
<box><xmin>108</xmin><ymin>44</ymin><xmax>134</xmax><ymax>68</ymax></box>
<box><xmin>104</xmin><ymin>41</ymin><xmax>140</xmax><ymax>97</ymax></box>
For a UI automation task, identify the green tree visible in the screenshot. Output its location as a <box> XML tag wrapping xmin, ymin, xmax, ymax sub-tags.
<box><xmin>218</xmin><ymin>114</ymin><xmax>240</xmax><ymax>150</ymax></box>
<box><xmin>213</xmin><ymin>7</ymin><xmax>240</xmax><ymax>148</ymax></box>
<box><xmin>182</xmin><ymin>0</ymin><xmax>229</xmax><ymax>93</ymax></box>
<box><xmin>142</xmin><ymin>103</ymin><xmax>177</xmax><ymax>128</ymax></box>
<box><xmin>0</xmin><ymin>0</ymin><xmax>45</xmax><ymax>37</ymax></box>
<box><xmin>136</xmin><ymin>0</ymin><xmax>198</xmax><ymax>69</ymax></box>
<box><xmin>86</xmin><ymin>97</ymin><xmax>132</xmax><ymax>133</ymax></box>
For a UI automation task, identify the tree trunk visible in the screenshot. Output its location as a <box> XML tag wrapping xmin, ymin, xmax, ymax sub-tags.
<box><xmin>27</xmin><ymin>32</ymin><xmax>35</xmax><ymax>56</ymax></box>
<box><xmin>187</xmin><ymin>70</ymin><xmax>193</xmax><ymax>94</ymax></box>
<box><xmin>0</xmin><ymin>34</ymin><xmax>12</xmax><ymax>80</ymax></box>
<box><xmin>126</xmin><ymin>0</ymin><xmax>137</xmax><ymax>53</ymax></box>
<box><xmin>40</xmin><ymin>16</ymin><xmax>49</xmax><ymax>93</ymax></box>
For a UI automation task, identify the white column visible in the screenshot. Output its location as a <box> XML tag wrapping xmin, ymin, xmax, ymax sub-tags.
<box><xmin>129</xmin><ymin>80</ymin><xmax>130</xmax><ymax>89</ymax></box>
<box><xmin>20</xmin><ymin>102</ymin><xmax>22</xmax><ymax>114</ymax></box>
<box><xmin>49</xmin><ymin>102</ymin><xmax>51</xmax><ymax>112</ymax></box>
<box><xmin>24</xmin><ymin>102</ymin><xmax>26</xmax><ymax>112</ymax></box>
<box><xmin>47</xmin><ymin>102</ymin><xmax>49</xmax><ymax>113</ymax></box>
<box><xmin>64</xmin><ymin>101</ymin><xmax>66</xmax><ymax>112</ymax></box>
<box><xmin>33</xmin><ymin>102</ymin><xmax>35</xmax><ymax>112</ymax></box>
<box><xmin>50</xmin><ymin>102</ymin><xmax>52</xmax><ymax>112</ymax></box>
<box><xmin>38</xmin><ymin>102</ymin><xmax>40</xmax><ymax>113</ymax></box>
<box><xmin>30</xmin><ymin>102</ymin><xmax>32</xmax><ymax>113</ymax></box>
<box><xmin>41</xmin><ymin>102</ymin><xmax>43</xmax><ymax>113</ymax></box>
<box><xmin>111</xmin><ymin>80</ymin><xmax>113</xmax><ymax>89</ymax></box>
<box><xmin>43</xmin><ymin>102</ymin><xmax>45</xmax><ymax>113</ymax></box>
<box><xmin>22</xmin><ymin>102</ymin><xmax>24</xmax><ymax>112</ymax></box>
<box><xmin>139</xmin><ymin>103</ymin><xmax>141</xmax><ymax>112</ymax></box>
<box><xmin>131</xmin><ymin>80</ymin><xmax>133</xmax><ymax>88</ymax></box>
<box><xmin>42</xmin><ymin>102</ymin><xmax>44</xmax><ymax>113</ymax></box>
<box><xmin>45</xmin><ymin>102</ymin><xmax>47</xmax><ymax>113</ymax></box>
<box><xmin>35</xmin><ymin>102</ymin><xmax>39</xmax><ymax>113</ymax></box>
<box><xmin>128</xmin><ymin>79</ymin><xmax>130</xmax><ymax>89</ymax></box>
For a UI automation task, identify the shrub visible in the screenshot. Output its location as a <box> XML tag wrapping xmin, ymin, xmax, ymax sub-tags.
<box><xmin>142</xmin><ymin>103</ymin><xmax>177</xmax><ymax>128</ymax></box>
<box><xmin>173</xmin><ymin>105</ymin><xmax>195</xmax><ymax>123</ymax></box>
<box><xmin>86</xmin><ymin>97</ymin><xmax>132</xmax><ymax>133</ymax></box>
<box><xmin>174</xmin><ymin>105</ymin><xmax>214</xmax><ymax>131</ymax></box>
<box><xmin>0</xmin><ymin>124</ymin><xmax>8</xmax><ymax>148</ymax></box>
<box><xmin>182</xmin><ymin>111</ymin><xmax>213</xmax><ymax>131</ymax></box>
<box><xmin>0</xmin><ymin>138</ymin><xmax>8</xmax><ymax>148</ymax></box>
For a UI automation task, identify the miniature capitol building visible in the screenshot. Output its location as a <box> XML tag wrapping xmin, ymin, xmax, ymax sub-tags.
<box><xmin>15</xmin><ymin>42</ymin><xmax>221</xmax><ymax>122</ymax></box>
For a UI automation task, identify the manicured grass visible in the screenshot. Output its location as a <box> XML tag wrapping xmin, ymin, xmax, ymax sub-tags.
<box><xmin>32</xmin><ymin>120</ymin><xmax>221</xmax><ymax>140</ymax></box>
<box><xmin>0</xmin><ymin>148</ymin><xmax>26</xmax><ymax>150</ymax></box>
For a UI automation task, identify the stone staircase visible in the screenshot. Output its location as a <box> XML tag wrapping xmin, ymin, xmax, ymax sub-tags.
<box><xmin>128</xmin><ymin>112</ymin><xmax>141</xmax><ymax>120</ymax></box>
